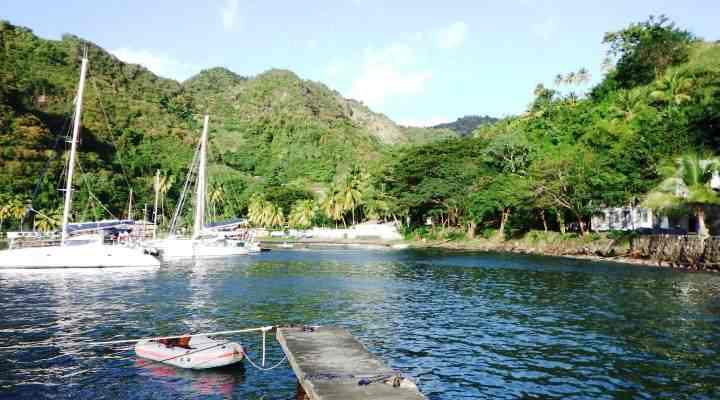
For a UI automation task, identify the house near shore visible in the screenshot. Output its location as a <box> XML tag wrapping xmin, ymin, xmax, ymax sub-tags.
<box><xmin>592</xmin><ymin>166</ymin><xmax>720</xmax><ymax>234</ymax></box>
<box><xmin>591</xmin><ymin>207</ymin><xmax>655</xmax><ymax>232</ymax></box>
<box><xmin>591</xmin><ymin>206</ymin><xmax>720</xmax><ymax>234</ymax></box>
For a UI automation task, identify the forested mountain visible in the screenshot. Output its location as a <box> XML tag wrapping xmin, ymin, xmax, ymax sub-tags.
<box><xmin>432</xmin><ymin>115</ymin><xmax>498</xmax><ymax>136</ymax></box>
<box><xmin>0</xmin><ymin>20</ymin><xmax>439</xmax><ymax>226</ymax></box>
<box><xmin>381</xmin><ymin>16</ymin><xmax>720</xmax><ymax>238</ymax></box>
<box><xmin>2</xmin><ymin>17</ymin><xmax>719</xmax><ymax>239</ymax></box>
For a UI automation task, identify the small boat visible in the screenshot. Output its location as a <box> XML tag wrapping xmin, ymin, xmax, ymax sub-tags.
<box><xmin>278</xmin><ymin>242</ymin><xmax>294</xmax><ymax>249</ymax></box>
<box><xmin>135</xmin><ymin>335</ymin><xmax>244</xmax><ymax>370</ymax></box>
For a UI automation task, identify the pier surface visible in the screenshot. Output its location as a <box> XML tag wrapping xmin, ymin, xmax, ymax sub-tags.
<box><xmin>276</xmin><ymin>326</ymin><xmax>425</xmax><ymax>400</ymax></box>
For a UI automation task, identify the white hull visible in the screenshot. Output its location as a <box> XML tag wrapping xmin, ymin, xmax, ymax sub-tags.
<box><xmin>135</xmin><ymin>336</ymin><xmax>244</xmax><ymax>369</ymax></box>
<box><xmin>148</xmin><ymin>238</ymin><xmax>250</xmax><ymax>260</ymax></box>
<box><xmin>0</xmin><ymin>244</ymin><xmax>161</xmax><ymax>269</ymax></box>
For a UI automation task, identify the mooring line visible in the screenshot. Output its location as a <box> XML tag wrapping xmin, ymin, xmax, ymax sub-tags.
<box><xmin>0</xmin><ymin>326</ymin><xmax>275</xmax><ymax>350</ymax></box>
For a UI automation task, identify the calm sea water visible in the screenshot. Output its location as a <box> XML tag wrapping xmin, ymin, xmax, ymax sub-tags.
<box><xmin>0</xmin><ymin>249</ymin><xmax>719</xmax><ymax>399</ymax></box>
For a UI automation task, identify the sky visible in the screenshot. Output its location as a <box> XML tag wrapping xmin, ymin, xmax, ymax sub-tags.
<box><xmin>4</xmin><ymin>0</ymin><xmax>719</xmax><ymax>126</ymax></box>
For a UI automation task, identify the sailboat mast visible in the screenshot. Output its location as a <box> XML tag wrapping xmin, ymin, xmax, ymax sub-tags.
<box><xmin>193</xmin><ymin>115</ymin><xmax>209</xmax><ymax>239</ymax></box>
<box><xmin>127</xmin><ymin>188</ymin><xmax>134</xmax><ymax>220</ymax></box>
<box><xmin>61</xmin><ymin>55</ymin><xmax>89</xmax><ymax>245</ymax></box>
<box><xmin>153</xmin><ymin>169</ymin><xmax>160</xmax><ymax>238</ymax></box>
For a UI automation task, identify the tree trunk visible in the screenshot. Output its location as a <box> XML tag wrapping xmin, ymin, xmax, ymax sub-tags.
<box><xmin>577</xmin><ymin>215</ymin><xmax>587</xmax><ymax>236</ymax></box>
<box><xmin>466</xmin><ymin>220</ymin><xmax>477</xmax><ymax>239</ymax></box>
<box><xmin>499</xmin><ymin>208</ymin><xmax>510</xmax><ymax>236</ymax></box>
<box><xmin>696</xmin><ymin>206</ymin><xmax>709</xmax><ymax>237</ymax></box>
<box><xmin>540</xmin><ymin>209</ymin><xmax>548</xmax><ymax>232</ymax></box>
<box><xmin>557</xmin><ymin>211</ymin><xmax>566</xmax><ymax>234</ymax></box>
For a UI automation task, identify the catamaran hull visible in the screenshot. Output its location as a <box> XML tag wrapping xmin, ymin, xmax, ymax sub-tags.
<box><xmin>148</xmin><ymin>239</ymin><xmax>250</xmax><ymax>260</ymax></box>
<box><xmin>0</xmin><ymin>245</ymin><xmax>161</xmax><ymax>269</ymax></box>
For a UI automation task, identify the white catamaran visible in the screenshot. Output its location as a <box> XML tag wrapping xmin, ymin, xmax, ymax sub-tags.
<box><xmin>0</xmin><ymin>55</ymin><xmax>161</xmax><ymax>269</ymax></box>
<box><xmin>146</xmin><ymin>115</ymin><xmax>256</xmax><ymax>259</ymax></box>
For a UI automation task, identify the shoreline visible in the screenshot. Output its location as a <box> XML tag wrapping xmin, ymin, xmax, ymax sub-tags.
<box><xmin>260</xmin><ymin>237</ymin><xmax>684</xmax><ymax>270</ymax></box>
<box><xmin>404</xmin><ymin>239</ymin><xmax>676</xmax><ymax>269</ymax></box>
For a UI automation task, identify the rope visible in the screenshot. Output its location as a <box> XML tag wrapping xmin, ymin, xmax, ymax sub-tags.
<box><xmin>75</xmin><ymin>160</ymin><xmax>117</xmax><ymax>220</ymax></box>
<box><xmin>169</xmin><ymin>139</ymin><xmax>201</xmax><ymax>234</ymax></box>
<box><xmin>243</xmin><ymin>351</ymin><xmax>288</xmax><ymax>371</ymax></box>
<box><xmin>89</xmin><ymin>78</ymin><xmax>132</xmax><ymax>190</ymax></box>
<box><xmin>170</xmin><ymin>142</ymin><xmax>200</xmax><ymax>234</ymax></box>
<box><xmin>29</xmin><ymin>208</ymin><xmax>58</xmax><ymax>223</ymax></box>
<box><xmin>0</xmin><ymin>326</ymin><xmax>274</xmax><ymax>350</ymax></box>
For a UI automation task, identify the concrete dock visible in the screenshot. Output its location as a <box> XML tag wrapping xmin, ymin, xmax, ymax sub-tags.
<box><xmin>276</xmin><ymin>326</ymin><xmax>426</xmax><ymax>400</ymax></box>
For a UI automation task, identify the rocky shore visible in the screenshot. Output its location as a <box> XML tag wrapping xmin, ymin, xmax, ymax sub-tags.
<box><xmin>263</xmin><ymin>234</ymin><xmax>718</xmax><ymax>272</ymax></box>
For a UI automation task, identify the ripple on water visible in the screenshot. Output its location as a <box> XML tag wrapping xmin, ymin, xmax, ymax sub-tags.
<box><xmin>1</xmin><ymin>250</ymin><xmax>719</xmax><ymax>399</ymax></box>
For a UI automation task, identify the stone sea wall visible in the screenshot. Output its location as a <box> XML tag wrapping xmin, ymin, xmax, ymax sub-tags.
<box><xmin>632</xmin><ymin>235</ymin><xmax>720</xmax><ymax>271</ymax></box>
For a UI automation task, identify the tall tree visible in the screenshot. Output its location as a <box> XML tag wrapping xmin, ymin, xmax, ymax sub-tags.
<box><xmin>289</xmin><ymin>199</ymin><xmax>316</xmax><ymax>229</ymax></box>
<box><xmin>643</xmin><ymin>154</ymin><xmax>720</xmax><ymax>237</ymax></box>
<box><xmin>603</xmin><ymin>15</ymin><xmax>695</xmax><ymax>87</ymax></box>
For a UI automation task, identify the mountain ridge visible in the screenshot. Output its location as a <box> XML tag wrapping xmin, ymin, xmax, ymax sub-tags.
<box><xmin>0</xmin><ymin>20</ymin><xmax>477</xmax><ymax>220</ymax></box>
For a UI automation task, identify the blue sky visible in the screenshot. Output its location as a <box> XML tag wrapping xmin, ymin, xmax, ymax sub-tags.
<box><xmin>4</xmin><ymin>1</ymin><xmax>718</xmax><ymax>125</ymax></box>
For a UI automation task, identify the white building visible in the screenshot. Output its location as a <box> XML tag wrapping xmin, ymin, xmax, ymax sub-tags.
<box><xmin>591</xmin><ymin>207</ymin><xmax>655</xmax><ymax>232</ymax></box>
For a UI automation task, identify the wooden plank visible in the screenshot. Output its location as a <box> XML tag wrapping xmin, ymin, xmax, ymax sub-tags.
<box><xmin>276</xmin><ymin>326</ymin><xmax>425</xmax><ymax>400</ymax></box>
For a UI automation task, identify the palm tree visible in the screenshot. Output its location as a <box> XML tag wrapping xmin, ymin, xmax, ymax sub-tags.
<box><xmin>0</xmin><ymin>203</ymin><xmax>10</xmax><ymax>232</ymax></box>
<box><xmin>564</xmin><ymin>71</ymin><xmax>577</xmax><ymax>86</ymax></box>
<box><xmin>320</xmin><ymin>185</ymin><xmax>343</xmax><ymax>228</ymax></box>
<box><xmin>208</xmin><ymin>184</ymin><xmax>225</xmax><ymax>221</ymax></box>
<box><xmin>33</xmin><ymin>209</ymin><xmax>61</xmax><ymax>232</ymax></box>
<box><xmin>553</xmin><ymin>74</ymin><xmax>564</xmax><ymax>87</ymax></box>
<box><xmin>289</xmin><ymin>199</ymin><xmax>316</xmax><ymax>229</ymax></box>
<box><xmin>248</xmin><ymin>194</ymin><xmax>267</xmax><ymax>227</ymax></box>
<box><xmin>651</xmin><ymin>71</ymin><xmax>693</xmax><ymax>106</ymax></box>
<box><xmin>248</xmin><ymin>194</ymin><xmax>284</xmax><ymax>228</ymax></box>
<box><xmin>576</xmin><ymin>68</ymin><xmax>591</xmax><ymax>85</ymax></box>
<box><xmin>10</xmin><ymin>199</ymin><xmax>28</xmax><ymax>230</ymax></box>
<box><xmin>338</xmin><ymin>174</ymin><xmax>363</xmax><ymax>226</ymax></box>
<box><xmin>643</xmin><ymin>154</ymin><xmax>720</xmax><ymax>237</ymax></box>
<box><xmin>267</xmin><ymin>204</ymin><xmax>285</xmax><ymax>228</ymax></box>
<box><xmin>613</xmin><ymin>89</ymin><xmax>645</xmax><ymax>121</ymax></box>
<box><xmin>156</xmin><ymin>173</ymin><xmax>174</xmax><ymax>227</ymax></box>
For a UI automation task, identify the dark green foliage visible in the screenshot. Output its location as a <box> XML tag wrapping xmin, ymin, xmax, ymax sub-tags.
<box><xmin>381</xmin><ymin>138</ymin><xmax>488</xmax><ymax>226</ymax></box>
<box><xmin>432</xmin><ymin>115</ymin><xmax>499</xmax><ymax>136</ymax></box>
<box><xmin>388</xmin><ymin>17</ymin><xmax>719</xmax><ymax>239</ymax></box>
<box><xmin>1</xmin><ymin>16</ymin><xmax>719</xmax><ymax>239</ymax></box>
<box><xmin>262</xmin><ymin>185</ymin><xmax>314</xmax><ymax>216</ymax></box>
<box><xmin>604</xmin><ymin>15</ymin><xmax>695</xmax><ymax>88</ymax></box>
<box><xmin>0</xmin><ymin>20</ymin><xmax>432</xmax><ymax>226</ymax></box>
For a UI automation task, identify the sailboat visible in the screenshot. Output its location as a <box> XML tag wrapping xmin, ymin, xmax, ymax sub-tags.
<box><xmin>0</xmin><ymin>55</ymin><xmax>161</xmax><ymax>269</ymax></box>
<box><xmin>146</xmin><ymin>115</ymin><xmax>252</xmax><ymax>259</ymax></box>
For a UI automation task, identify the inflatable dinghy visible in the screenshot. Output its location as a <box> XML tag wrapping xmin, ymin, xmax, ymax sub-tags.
<box><xmin>135</xmin><ymin>335</ymin><xmax>244</xmax><ymax>369</ymax></box>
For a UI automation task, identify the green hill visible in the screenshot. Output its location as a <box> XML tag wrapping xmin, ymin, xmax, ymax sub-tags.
<box><xmin>432</xmin><ymin>115</ymin><xmax>498</xmax><ymax>136</ymax></box>
<box><xmin>0</xmin><ymin>20</ymin><xmax>441</xmax><ymax>223</ymax></box>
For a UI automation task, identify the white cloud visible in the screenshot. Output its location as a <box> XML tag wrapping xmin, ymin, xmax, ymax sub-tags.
<box><xmin>436</xmin><ymin>22</ymin><xmax>468</xmax><ymax>49</ymax></box>
<box><xmin>221</xmin><ymin>0</ymin><xmax>241</xmax><ymax>32</ymax></box>
<box><xmin>348</xmin><ymin>43</ymin><xmax>431</xmax><ymax>107</ymax></box>
<box><xmin>110</xmin><ymin>48</ymin><xmax>197</xmax><ymax>81</ymax></box>
<box><xmin>531</xmin><ymin>19</ymin><xmax>557</xmax><ymax>41</ymax></box>
<box><xmin>397</xmin><ymin>116</ymin><xmax>452</xmax><ymax>127</ymax></box>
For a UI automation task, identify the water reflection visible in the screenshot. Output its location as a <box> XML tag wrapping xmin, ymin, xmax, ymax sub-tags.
<box><xmin>135</xmin><ymin>359</ymin><xmax>245</xmax><ymax>398</ymax></box>
<box><xmin>0</xmin><ymin>250</ymin><xmax>719</xmax><ymax>399</ymax></box>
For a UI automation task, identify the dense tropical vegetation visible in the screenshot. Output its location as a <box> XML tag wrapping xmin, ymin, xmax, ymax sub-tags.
<box><xmin>1</xmin><ymin>16</ymin><xmax>719</xmax><ymax>241</ymax></box>
<box><xmin>381</xmin><ymin>15</ymin><xmax>720</xmax><ymax>239</ymax></box>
